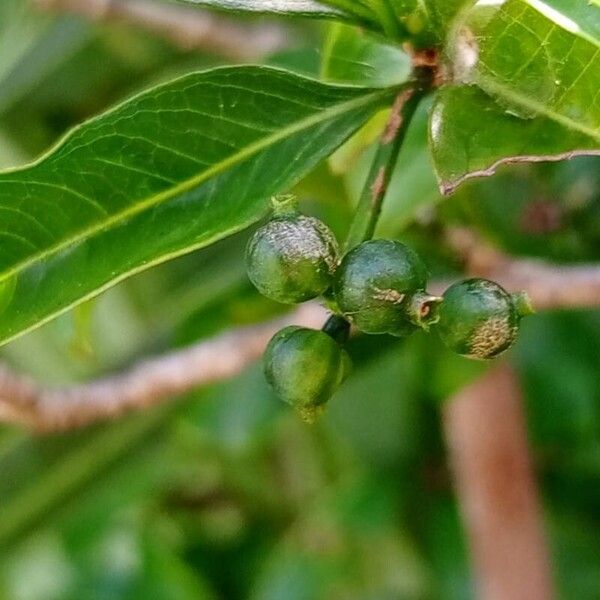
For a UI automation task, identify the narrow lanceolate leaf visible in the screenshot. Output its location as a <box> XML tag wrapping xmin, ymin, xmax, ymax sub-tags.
<box><xmin>430</xmin><ymin>86</ymin><xmax>600</xmax><ymax>194</ymax></box>
<box><xmin>0</xmin><ymin>66</ymin><xmax>392</xmax><ymax>345</ymax></box>
<box><xmin>433</xmin><ymin>0</ymin><xmax>600</xmax><ymax>193</ymax></box>
<box><xmin>177</xmin><ymin>0</ymin><xmax>362</xmax><ymax>22</ymax></box>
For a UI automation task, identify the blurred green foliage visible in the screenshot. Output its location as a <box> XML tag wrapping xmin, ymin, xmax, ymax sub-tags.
<box><xmin>0</xmin><ymin>3</ymin><xmax>598</xmax><ymax>599</ymax></box>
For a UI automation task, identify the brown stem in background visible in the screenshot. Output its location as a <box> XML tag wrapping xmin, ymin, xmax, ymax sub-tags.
<box><xmin>0</xmin><ymin>238</ymin><xmax>599</xmax><ymax>431</ymax></box>
<box><xmin>0</xmin><ymin>303</ymin><xmax>328</xmax><ymax>432</ymax></box>
<box><xmin>443</xmin><ymin>364</ymin><xmax>555</xmax><ymax>600</ymax></box>
<box><xmin>34</xmin><ymin>0</ymin><xmax>291</xmax><ymax>59</ymax></box>
<box><xmin>436</xmin><ymin>228</ymin><xmax>600</xmax><ymax>310</ymax></box>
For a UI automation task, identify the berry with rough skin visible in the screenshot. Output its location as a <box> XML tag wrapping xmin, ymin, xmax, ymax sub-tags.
<box><xmin>436</xmin><ymin>278</ymin><xmax>533</xmax><ymax>360</ymax></box>
<box><xmin>264</xmin><ymin>325</ymin><xmax>351</xmax><ymax>422</ymax></box>
<box><xmin>333</xmin><ymin>239</ymin><xmax>441</xmax><ymax>336</ymax></box>
<box><xmin>246</xmin><ymin>211</ymin><xmax>338</xmax><ymax>305</ymax></box>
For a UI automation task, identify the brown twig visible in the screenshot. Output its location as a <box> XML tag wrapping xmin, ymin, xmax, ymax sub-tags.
<box><xmin>0</xmin><ymin>237</ymin><xmax>599</xmax><ymax>431</ymax></box>
<box><xmin>34</xmin><ymin>0</ymin><xmax>291</xmax><ymax>59</ymax></box>
<box><xmin>443</xmin><ymin>364</ymin><xmax>555</xmax><ymax>600</ymax></box>
<box><xmin>0</xmin><ymin>303</ymin><xmax>327</xmax><ymax>432</ymax></box>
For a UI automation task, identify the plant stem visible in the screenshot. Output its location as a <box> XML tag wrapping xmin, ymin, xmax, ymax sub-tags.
<box><xmin>344</xmin><ymin>71</ymin><xmax>432</xmax><ymax>252</ymax></box>
<box><xmin>321</xmin><ymin>314</ymin><xmax>351</xmax><ymax>344</ymax></box>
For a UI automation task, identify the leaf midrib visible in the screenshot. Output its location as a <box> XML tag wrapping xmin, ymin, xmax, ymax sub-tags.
<box><xmin>0</xmin><ymin>85</ymin><xmax>391</xmax><ymax>285</ymax></box>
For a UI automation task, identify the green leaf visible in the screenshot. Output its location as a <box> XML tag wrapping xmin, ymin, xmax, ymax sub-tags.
<box><xmin>0</xmin><ymin>406</ymin><xmax>172</xmax><ymax>547</ymax></box>
<box><xmin>0</xmin><ymin>0</ymin><xmax>44</xmax><ymax>84</ymax></box>
<box><xmin>522</xmin><ymin>0</ymin><xmax>600</xmax><ymax>48</ymax></box>
<box><xmin>322</xmin><ymin>23</ymin><xmax>410</xmax><ymax>87</ymax></box>
<box><xmin>430</xmin><ymin>85</ymin><xmax>600</xmax><ymax>194</ymax></box>
<box><xmin>433</xmin><ymin>0</ymin><xmax>600</xmax><ymax>193</ymax></box>
<box><xmin>469</xmin><ymin>0</ymin><xmax>599</xmax><ymax>133</ymax></box>
<box><xmin>0</xmin><ymin>17</ymin><xmax>91</xmax><ymax>115</ymax></box>
<box><xmin>176</xmin><ymin>0</ymin><xmax>370</xmax><ymax>22</ymax></box>
<box><xmin>180</xmin><ymin>1</ymin><xmax>389</xmax><ymax>34</ymax></box>
<box><xmin>423</xmin><ymin>0</ymin><xmax>476</xmax><ymax>37</ymax></box>
<box><xmin>0</xmin><ymin>66</ymin><xmax>392</xmax><ymax>346</ymax></box>
<box><xmin>383</xmin><ymin>0</ymin><xmax>475</xmax><ymax>44</ymax></box>
<box><xmin>0</xmin><ymin>2</ymin><xmax>93</xmax><ymax>116</ymax></box>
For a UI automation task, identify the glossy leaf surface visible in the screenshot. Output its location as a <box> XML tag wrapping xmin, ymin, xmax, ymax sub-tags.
<box><xmin>0</xmin><ymin>66</ymin><xmax>392</xmax><ymax>345</ymax></box>
<box><xmin>322</xmin><ymin>23</ymin><xmax>409</xmax><ymax>87</ymax></box>
<box><xmin>472</xmin><ymin>0</ymin><xmax>600</xmax><ymax>133</ymax></box>
<box><xmin>432</xmin><ymin>0</ymin><xmax>600</xmax><ymax>192</ymax></box>
<box><xmin>522</xmin><ymin>0</ymin><xmax>600</xmax><ymax>46</ymax></box>
<box><xmin>178</xmin><ymin>0</ymin><xmax>356</xmax><ymax>20</ymax></box>
<box><xmin>430</xmin><ymin>85</ymin><xmax>600</xmax><ymax>194</ymax></box>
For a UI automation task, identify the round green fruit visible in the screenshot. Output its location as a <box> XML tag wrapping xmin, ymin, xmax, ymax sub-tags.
<box><xmin>246</xmin><ymin>212</ymin><xmax>338</xmax><ymax>304</ymax></box>
<box><xmin>264</xmin><ymin>326</ymin><xmax>351</xmax><ymax>422</ymax></box>
<box><xmin>333</xmin><ymin>239</ymin><xmax>441</xmax><ymax>336</ymax></box>
<box><xmin>437</xmin><ymin>278</ymin><xmax>533</xmax><ymax>360</ymax></box>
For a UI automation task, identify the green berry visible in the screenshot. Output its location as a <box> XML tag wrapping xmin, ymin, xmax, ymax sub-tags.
<box><xmin>246</xmin><ymin>211</ymin><xmax>338</xmax><ymax>305</ymax></box>
<box><xmin>437</xmin><ymin>278</ymin><xmax>533</xmax><ymax>360</ymax></box>
<box><xmin>333</xmin><ymin>239</ymin><xmax>441</xmax><ymax>336</ymax></box>
<box><xmin>264</xmin><ymin>325</ymin><xmax>351</xmax><ymax>422</ymax></box>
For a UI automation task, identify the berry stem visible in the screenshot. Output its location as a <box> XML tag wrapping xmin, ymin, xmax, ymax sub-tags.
<box><xmin>344</xmin><ymin>70</ymin><xmax>432</xmax><ymax>252</ymax></box>
<box><xmin>322</xmin><ymin>314</ymin><xmax>351</xmax><ymax>344</ymax></box>
<box><xmin>512</xmin><ymin>291</ymin><xmax>535</xmax><ymax>317</ymax></box>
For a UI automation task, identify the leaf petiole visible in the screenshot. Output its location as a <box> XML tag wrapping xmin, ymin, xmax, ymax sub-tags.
<box><xmin>344</xmin><ymin>69</ymin><xmax>433</xmax><ymax>251</ymax></box>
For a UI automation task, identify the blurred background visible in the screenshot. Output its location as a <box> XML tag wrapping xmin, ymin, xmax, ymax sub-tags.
<box><xmin>0</xmin><ymin>2</ymin><xmax>599</xmax><ymax>599</ymax></box>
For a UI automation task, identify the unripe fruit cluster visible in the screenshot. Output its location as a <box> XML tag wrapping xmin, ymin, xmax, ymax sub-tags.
<box><xmin>246</xmin><ymin>201</ymin><xmax>532</xmax><ymax>420</ymax></box>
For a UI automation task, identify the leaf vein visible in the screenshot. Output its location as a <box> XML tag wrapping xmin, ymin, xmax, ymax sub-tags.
<box><xmin>0</xmin><ymin>87</ymin><xmax>389</xmax><ymax>285</ymax></box>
